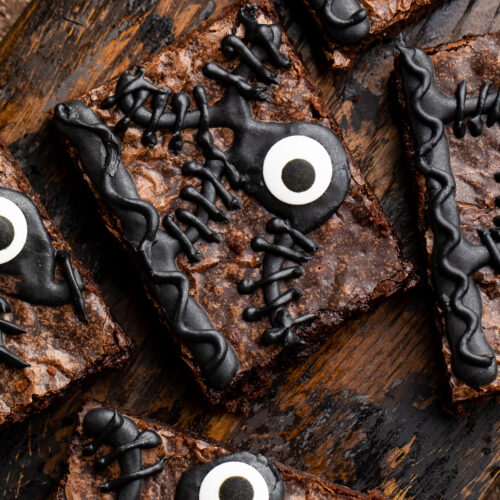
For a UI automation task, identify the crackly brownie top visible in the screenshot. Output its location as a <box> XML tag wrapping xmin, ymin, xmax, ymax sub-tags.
<box><xmin>0</xmin><ymin>141</ymin><xmax>132</xmax><ymax>426</ymax></box>
<box><xmin>58</xmin><ymin>1</ymin><xmax>412</xmax><ymax>396</ymax></box>
<box><xmin>424</xmin><ymin>33</ymin><xmax>500</xmax><ymax>399</ymax></box>
<box><xmin>58</xmin><ymin>401</ymin><xmax>384</xmax><ymax>500</ymax></box>
<box><xmin>360</xmin><ymin>0</ymin><xmax>437</xmax><ymax>35</ymax></box>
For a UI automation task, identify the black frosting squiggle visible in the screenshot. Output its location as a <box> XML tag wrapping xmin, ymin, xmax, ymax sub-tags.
<box><xmin>398</xmin><ymin>43</ymin><xmax>500</xmax><ymax>387</ymax></box>
<box><xmin>55</xmin><ymin>104</ymin><xmax>238</xmax><ymax>388</ymax></box>
<box><xmin>83</xmin><ymin>408</ymin><xmax>165</xmax><ymax>500</ymax></box>
<box><xmin>0</xmin><ymin>296</ymin><xmax>28</xmax><ymax>368</ymax></box>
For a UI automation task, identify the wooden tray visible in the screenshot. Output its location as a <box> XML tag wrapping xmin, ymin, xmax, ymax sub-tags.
<box><xmin>0</xmin><ymin>0</ymin><xmax>498</xmax><ymax>498</ymax></box>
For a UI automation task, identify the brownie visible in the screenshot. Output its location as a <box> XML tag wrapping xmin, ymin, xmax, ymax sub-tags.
<box><xmin>394</xmin><ymin>33</ymin><xmax>500</xmax><ymax>403</ymax></box>
<box><xmin>55</xmin><ymin>400</ymin><xmax>386</xmax><ymax>499</ymax></box>
<box><xmin>300</xmin><ymin>0</ymin><xmax>444</xmax><ymax>70</ymax></box>
<box><xmin>0</xmin><ymin>138</ymin><xmax>134</xmax><ymax>427</ymax></box>
<box><xmin>54</xmin><ymin>0</ymin><xmax>416</xmax><ymax>413</ymax></box>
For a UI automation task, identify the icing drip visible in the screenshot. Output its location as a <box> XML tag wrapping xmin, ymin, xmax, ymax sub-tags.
<box><xmin>323</xmin><ymin>0</ymin><xmax>367</xmax><ymax>28</ymax></box>
<box><xmin>398</xmin><ymin>42</ymin><xmax>500</xmax><ymax>387</ymax></box>
<box><xmin>309</xmin><ymin>0</ymin><xmax>370</xmax><ymax>45</ymax></box>
<box><xmin>83</xmin><ymin>408</ymin><xmax>165</xmax><ymax>500</ymax></box>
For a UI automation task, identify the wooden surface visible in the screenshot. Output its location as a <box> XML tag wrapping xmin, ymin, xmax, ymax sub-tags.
<box><xmin>0</xmin><ymin>0</ymin><xmax>499</xmax><ymax>498</ymax></box>
<box><xmin>0</xmin><ymin>0</ymin><xmax>29</xmax><ymax>40</ymax></box>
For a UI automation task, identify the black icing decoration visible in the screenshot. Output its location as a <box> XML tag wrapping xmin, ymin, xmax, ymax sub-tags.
<box><xmin>55</xmin><ymin>3</ymin><xmax>350</xmax><ymax>365</ymax></box>
<box><xmin>55</xmin><ymin>101</ymin><xmax>239</xmax><ymax>389</ymax></box>
<box><xmin>175</xmin><ymin>451</ymin><xmax>285</xmax><ymax>500</ymax></box>
<box><xmin>397</xmin><ymin>42</ymin><xmax>500</xmax><ymax>387</ymax></box>
<box><xmin>0</xmin><ymin>296</ymin><xmax>28</xmax><ymax>368</ymax></box>
<box><xmin>83</xmin><ymin>408</ymin><xmax>165</xmax><ymax>500</ymax></box>
<box><xmin>308</xmin><ymin>0</ymin><xmax>370</xmax><ymax>45</ymax></box>
<box><xmin>0</xmin><ymin>187</ymin><xmax>87</xmax><ymax>368</ymax></box>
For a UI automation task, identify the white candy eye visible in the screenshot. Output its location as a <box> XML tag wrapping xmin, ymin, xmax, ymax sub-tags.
<box><xmin>263</xmin><ymin>135</ymin><xmax>333</xmax><ymax>206</ymax></box>
<box><xmin>0</xmin><ymin>197</ymin><xmax>27</xmax><ymax>265</ymax></box>
<box><xmin>199</xmin><ymin>461</ymin><xmax>269</xmax><ymax>500</ymax></box>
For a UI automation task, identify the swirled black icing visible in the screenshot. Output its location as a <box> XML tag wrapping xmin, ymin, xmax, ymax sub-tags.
<box><xmin>175</xmin><ymin>451</ymin><xmax>285</xmax><ymax>500</ymax></box>
<box><xmin>308</xmin><ymin>0</ymin><xmax>370</xmax><ymax>45</ymax></box>
<box><xmin>397</xmin><ymin>42</ymin><xmax>500</xmax><ymax>387</ymax></box>
<box><xmin>56</xmin><ymin>3</ymin><xmax>350</xmax><ymax>373</ymax></box>
<box><xmin>83</xmin><ymin>408</ymin><xmax>165</xmax><ymax>500</ymax></box>
<box><xmin>0</xmin><ymin>187</ymin><xmax>86</xmax><ymax>368</ymax></box>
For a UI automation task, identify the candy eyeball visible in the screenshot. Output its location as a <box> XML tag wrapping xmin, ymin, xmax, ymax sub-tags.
<box><xmin>175</xmin><ymin>452</ymin><xmax>285</xmax><ymax>500</ymax></box>
<box><xmin>0</xmin><ymin>197</ymin><xmax>28</xmax><ymax>265</ymax></box>
<box><xmin>199</xmin><ymin>461</ymin><xmax>269</xmax><ymax>500</ymax></box>
<box><xmin>263</xmin><ymin>135</ymin><xmax>333</xmax><ymax>206</ymax></box>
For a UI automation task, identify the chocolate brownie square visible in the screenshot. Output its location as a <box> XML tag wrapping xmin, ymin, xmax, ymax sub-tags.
<box><xmin>55</xmin><ymin>0</ymin><xmax>416</xmax><ymax>413</ymax></box>
<box><xmin>0</xmin><ymin>138</ymin><xmax>134</xmax><ymax>428</ymax></box>
<box><xmin>55</xmin><ymin>400</ymin><xmax>386</xmax><ymax>499</ymax></box>
<box><xmin>300</xmin><ymin>0</ymin><xmax>444</xmax><ymax>69</ymax></box>
<box><xmin>394</xmin><ymin>32</ymin><xmax>500</xmax><ymax>403</ymax></box>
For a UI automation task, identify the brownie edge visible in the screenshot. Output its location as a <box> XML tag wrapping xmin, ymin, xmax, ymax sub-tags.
<box><xmin>393</xmin><ymin>33</ymin><xmax>500</xmax><ymax>403</ymax></box>
<box><xmin>55</xmin><ymin>400</ymin><xmax>387</xmax><ymax>500</ymax></box>
<box><xmin>0</xmin><ymin>137</ymin><xmax>135</xmax><ymax>428</ymax></box>
<box><xmin>300</xmin><ymin>0</ymin><xmax>445</xmax><ymax>70</ymax></box>
<box><xmin>55</xmin><ymin>0</ymin><xmax>416</xmax><ymax>413</ymax></box>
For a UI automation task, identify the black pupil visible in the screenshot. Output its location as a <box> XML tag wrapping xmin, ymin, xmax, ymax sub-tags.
<box><xmin>219</xmin><ymin>476</ymin><xmax>254</xmax><ymax>500</ymax></box>
<box><xmin>281</xmin><ymin>159</ymin><xmax>316</xmax><ymax>193</ymax></box>
<box><xmin>0</xmin><ymin>216</ymin><xmax>15</xmax><ymax>251</ymax></box>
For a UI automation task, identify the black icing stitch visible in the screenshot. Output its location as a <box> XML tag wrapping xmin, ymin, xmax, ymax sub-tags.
<box><xmin>0</xmin><ymin>296</ymin><xmax>28</xmax><ymax>368</ymax></box>
<box><xmin>0</xmin><ymin>187</ymin><xmax>86</xmax><ymax>368</ymax></box>
<box><xmin>240</xmin><ymin>219</ymin><xmax>318</xmax><ymax>347</ymax></box>
<box><xmin>308</xmin><ymin>0</ymin><xmax>370</xmax><ymax>45</ymax></box>
<box><xmin>83</xmin><ymin>408</ymin><xmax>165</xmax><ymax>500</ymax></box>
<box><xmin>175</xmin><ymin>451</ymin><xmax>285</xmax><ymax>500</ymax></box>
<box><xmin>56</xmin><ymin>3</ymin><xmax>350</xmax><ymax>375</ymax></box>
<box><xmin>397</xmin><ymin>42</ymin><xmax>500</xmax><ymax>387</ymax></box>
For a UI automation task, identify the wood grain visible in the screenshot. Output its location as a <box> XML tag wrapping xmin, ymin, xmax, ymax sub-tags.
<box><xmin>0</xmin><ymin>0</ymin><xmax>29</xmax><ymax>40</ymax></box>
<box><xmin>0</xmin><ymin>0</ymin><xmax>498</xmax><ymax>499</ymax></box>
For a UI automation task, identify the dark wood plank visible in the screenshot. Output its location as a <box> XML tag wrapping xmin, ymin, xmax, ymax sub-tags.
<box><xmin>0</xmin><ymin>0</ymin><xmax>30</xmax><ymax>40</ymax></box>
<box><xmin>0</xmin><ymin>0</ymin><xmax>498</xmax><ymax>499</ymax></box>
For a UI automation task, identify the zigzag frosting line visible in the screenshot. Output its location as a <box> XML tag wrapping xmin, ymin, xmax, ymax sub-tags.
<box><xmin>398</xmin><ymin>43</ymin><xmax>500</xmax><ymax>386</ymax></box>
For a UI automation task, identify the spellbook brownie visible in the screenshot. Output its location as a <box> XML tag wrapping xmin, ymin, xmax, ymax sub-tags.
<box><xmin>55</xmin><ymin>0</ymin><xmax>416</xmax><ymax>413</ymax></box>
<box><xmin>394</xmin><ymin>33</ymin><xmax>500</xmax><ymax>403</ymax></box>
<box><xmin>0</xmin><ymin>138</ymin><xmax>134</xmax><ymax>428</ymax></box>
<box><xmin>299</xmin><ymin>0</ymin><xmax>444</xmax><ymax>69</ymax></box>
<box><xmin>55</xmin><ymin>400</ymin><xmax>386</xmax><ymax>499</ymax></box>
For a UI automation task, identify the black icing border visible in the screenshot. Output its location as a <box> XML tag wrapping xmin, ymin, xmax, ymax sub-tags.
<box><xmin>397</xmin><ymin>41</ymin><xmax>500</xmax><ymax>388</ymax></box>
